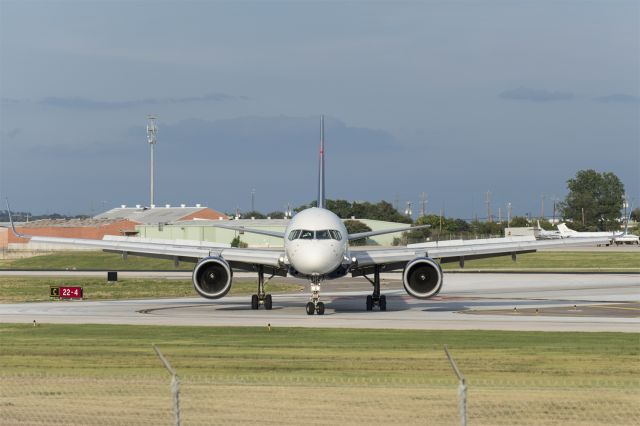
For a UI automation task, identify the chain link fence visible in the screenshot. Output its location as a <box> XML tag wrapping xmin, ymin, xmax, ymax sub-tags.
<box><xmin>2</xmin><ymin>372</ymin><xmax>638</xmax><ymax>425</ymax></box>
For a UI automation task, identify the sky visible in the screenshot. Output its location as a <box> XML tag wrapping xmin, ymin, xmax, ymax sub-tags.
<box><xmin>1</xmin><ymin>0</ymin><xmax>638</xmax><ymax>219</ymax></box>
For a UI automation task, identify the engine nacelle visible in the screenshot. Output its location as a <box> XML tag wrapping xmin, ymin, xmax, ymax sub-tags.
<box><xmin>192</xmin><ymin>257</ymin><xmax>233</xmax><ymax>299</ymax></box>
<box><xmin>402</xmin><ymin>257</ymin><xmax>443</xmax><ymax>299</ymax></box>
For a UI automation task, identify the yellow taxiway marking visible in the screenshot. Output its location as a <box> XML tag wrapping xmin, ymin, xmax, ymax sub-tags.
<box><xmin>594</xmin><ymin>305</ymin><xmax>640</xmax><ymax>311</ymax></box>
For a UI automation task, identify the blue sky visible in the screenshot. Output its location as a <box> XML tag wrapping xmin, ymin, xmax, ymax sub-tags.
<box><xmin>1</xmin><ymin>1</ymin><xmax>638</xmax><ymax>218</ymax></box>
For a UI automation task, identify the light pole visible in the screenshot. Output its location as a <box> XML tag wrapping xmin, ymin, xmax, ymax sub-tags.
<box><xmin>404</xmin><ymin>201</ymin><xmax>413</xmax><ymax>218</ymax></box>
<box><xmin>147</xmin><ymin>116</ymin><xmax>158</xmax><ymax>207</ymax></box>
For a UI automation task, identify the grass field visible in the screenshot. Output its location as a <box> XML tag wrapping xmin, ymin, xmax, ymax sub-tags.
<box><xmin>0</xmin><ymin>277</ymin><xmax>302</xmax><ymax>303</ymax></box>
<box><xmin>2</xmin><ymin>249</ymin><xmax>639</xmax><ymax>272</ymax></box>
<box><xmin>0</xmin><ymin>251</ymin><xmax>193</xmax><ymax>270</ymax></box>
<box><xmin>1</xmin><ymin>324</ymin><xmax>638</xmax><ymax>424</ymax></box>
<box><xmin>441</xmin><ymin>250</ymin><xmax>640</xmax><ymax>272</ymax></box>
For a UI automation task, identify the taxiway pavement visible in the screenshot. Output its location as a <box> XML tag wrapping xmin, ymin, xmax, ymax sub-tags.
<box><xmin>0</xmin><ymin>273</ymin><xmax>637</xmax><ymax>332</ymax></box>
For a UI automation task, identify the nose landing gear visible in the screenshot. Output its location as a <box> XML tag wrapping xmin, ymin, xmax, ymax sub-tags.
<box><xmin>306</xmin><ymin>276</ymin><xmax>325</xmax><ymax>315</ymax></box>
<box><xmin>251</xmin><ymin>266</ymin><xmax>274</xmax><ymax>310</ymax></box>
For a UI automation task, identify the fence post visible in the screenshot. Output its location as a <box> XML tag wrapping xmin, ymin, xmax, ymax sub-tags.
<box><xmin>153</xmin><ymin>344</ymin><xmax>181</xmax><ymax>426</ymax></box>
<box><xmin>445</xmin><ymin>345</ymin><xmax>467</xmax><ymax>426</ymax></box>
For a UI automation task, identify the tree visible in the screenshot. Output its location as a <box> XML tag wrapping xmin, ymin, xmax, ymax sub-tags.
<box><xmin>561</xmin><ymin>170</ymin><xmax>625</xmax><ymax>231</ymax></box>
<box><xmin>295</xmin><ymin>199</ymin><xmax>411</xmax><ymax>223</ymax></box>
<box><xmin>242</xmin><ymin>210</ymin><xmax>266</xmax><ymax>219</ymax></box>
<box><xmin>509</xmin><ymin>216</ymin><xmax>530</xmax><ymax>227</ymax></box>
<box><xmin>230</xmin><ymin>236</ymin><xmax>248</xmax><ymax>248</ymax></box>
<box><xmin>344</xmin><ymin>220</ymin><xmax>371</xmax><ymax>246</ymax></box>
<box><xmin>266</xmin><ymin>211</ymin><xmax>285</xmax><ymax>219</ymax></box>
<box><xmin>630</xmin><ymin>208</ymin><xmax>640</xmax><ymax>222</ymax></box>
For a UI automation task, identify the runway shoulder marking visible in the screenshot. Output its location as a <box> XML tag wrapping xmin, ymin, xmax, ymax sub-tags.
<box><xmin>462</xmin><ymin>302</ymin><xmax>640</xmax><ymax>318</ymax></box>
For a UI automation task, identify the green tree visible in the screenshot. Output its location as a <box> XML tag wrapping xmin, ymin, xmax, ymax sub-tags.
<box><xmin>630</xmin><ymin>208</ymin><xmax>640</xmax><ymax>222</ymax></box>
<box><xmin>509</xmin><ymin>216</ymin><xmax>530</xmax><ymax>227</ymax></box>
<box><xmin>344</xmin><ymin>219</ymin><xmax>371</xmax><ymax>246</ymax></box>
<box><xmin>230</xmin><ymin>236</ymin><xmax>248</xmax><ymax>248</ymax></box>
<box><xmin>242</xmin><ymin>210</ymin><xmax>266</xmax><ymax>219</ymax></box>
<box><xmin>561</xmin><ymin>170</ymin><xmax>625</xmax><ymax>231</ymax></box>
<box><xmin>295</xmin><ymin>199</ymin><xmax>411</xmax><ymax>223</ymax></box>
<box><xmin>266</xmin><ymin>211</ymin><xmax>285</xmax><ymax>219</ymax></box>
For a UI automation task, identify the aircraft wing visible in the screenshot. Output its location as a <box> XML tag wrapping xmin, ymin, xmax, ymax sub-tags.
<box><xmin>350</xmin><ymin>236</ymin><xmax>609</xmax><ymax>274</ymax></box>
<box><xmin>24</xmin><ymin>234</ymin><xmax>285</xmax><ymax>268</ymax></box>
<box><xmin>348</xmin><ymin>225</ymin><xmax>429</xmax><ymax>241</ymax></box>
<box><xmin>208</xmin><ymin>222</ymin><xmax>285</xmax><ymax>238</ymax></box>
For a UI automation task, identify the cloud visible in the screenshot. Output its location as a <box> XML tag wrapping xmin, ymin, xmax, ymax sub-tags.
<box><xmin>38</xmin><ymin>93</ymin><xmax>244</xmax><ymax>109</ymax></box>
<box><xmin>594</xmin><ymin>94</ymin><xmax>640</xmax><ymax>105</ymax></box>
<box><xmin>499</xmin><ymin>87</ymin><xmax>574</xmax><ymax>102</ymax></box>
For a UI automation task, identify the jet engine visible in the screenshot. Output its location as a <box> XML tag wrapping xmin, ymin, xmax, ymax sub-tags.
<box><xmin>402</xmin><ymin>257</ymin><xmax>443</xmax><ymax>299</ymax></box>
<box><xmin>192</xmin><ymin>257</ymin><xmax>233</xmax><ymax>299</ymax></box>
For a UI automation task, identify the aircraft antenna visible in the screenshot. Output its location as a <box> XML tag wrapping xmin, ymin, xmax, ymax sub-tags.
<box><xmin>146</xmin><ymin>116</ymin><xmax>158</xmax><ymax>207</ymax></box>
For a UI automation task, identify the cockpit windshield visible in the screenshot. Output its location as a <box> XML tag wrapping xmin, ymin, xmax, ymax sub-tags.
<box><xmin>288</xmin><ymin>229</ymin><xmax>343</xmax><ymax>241</ymax></box>
<box><xmin>299</xmin><ymin>230</ymin><xmax>314</xmax><ymax>240</ymax></box>
<box><xmin>316</xmin><ymin>230</ymin><xmax>331</xmax><ymax>240</ymax></box>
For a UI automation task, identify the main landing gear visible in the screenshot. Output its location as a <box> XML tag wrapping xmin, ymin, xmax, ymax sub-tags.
<box><xmin>306</xmin><ymin>276</ymin><xmax>325</xmax><ymax>315</ymax></box>
<box><xmin>364</xmin><ymin>265</ymin><xmax>386</xmax><ymax>311</ymax></box>
<box><xmin>251</xmin><ymin>266</ymin><xmax>273</xmax><ymax>310</ymax></box>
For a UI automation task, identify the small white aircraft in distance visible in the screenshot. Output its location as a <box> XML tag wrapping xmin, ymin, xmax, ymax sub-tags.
<box><xmin>535</xmin><ymin>221</ymin><xmax>563</xmax><ymax>240</ymax></box>
<box><xmin>557</xmin><ymin>222</ymin><xmax>639</xmax><ymax>246</ymax></box>
<box><xmin>7</xmin><ymin>117</ymin><xmax>610</xmax><ymax>315</ymax></box>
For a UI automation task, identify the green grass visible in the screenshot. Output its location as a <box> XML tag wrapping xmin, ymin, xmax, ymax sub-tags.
<box><xmin>1</xmin><ymin>324</ymin><xmax>637</xmax><ymax>383</ymax></box>
<box><xmin>1</xmin><ymin>325</ymin><xmax>638</xmax><ymax>424</ymax></box>
<box><xmin>0</xmin><ymin>277</ymin><xmax>302</xmax><ymax>303</ymax></box>
<box><xmin>441</xmin><ymin>250</ymin><xmax>640</xmax><ymax>271</ymax></box>
<box><xmin>0</xmin><ymin>251</ymin><xmax>193</xmax><ymax>270</ymax></box>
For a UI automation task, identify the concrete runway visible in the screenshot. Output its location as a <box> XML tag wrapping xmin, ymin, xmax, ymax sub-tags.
<box><xmin>1</xmin><ymin>272</ymin><xmax>638</xmax><ymax>332</ymax></box>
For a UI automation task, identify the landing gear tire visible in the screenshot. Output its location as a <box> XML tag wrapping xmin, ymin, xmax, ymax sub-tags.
<box><xmin>379</xmin><ymin>295</ymin><xmax>387</xmax><ymax>311</ymax></box>
<box><xmin>306</xmin><ymin>302</ymin><xmax>315</xmax><ymax>316</ymax></box>
<box><xmin>366</xmin><ymin>295</ymin><xmax>373</xmax><ymax>311</ymax></box>
<box><xmin>264</xmin><ymin>294</ymin><xmax>273</xmax><ymax>310</ymax></box>
<box><xmin>251</xmin><ymin>294</ymin><xmax>259</xmax><ymax>310</ymax></box>
<box><xmin>316</xmin><ymin>302</ymin><xmax>325</xmax><ymax>315</ymax></box>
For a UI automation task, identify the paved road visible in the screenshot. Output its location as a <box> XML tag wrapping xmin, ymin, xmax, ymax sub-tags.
<box><xmin>0</xmin><ymin>273</ymin><xmax>637</xmax><ymax>332</ymax></box>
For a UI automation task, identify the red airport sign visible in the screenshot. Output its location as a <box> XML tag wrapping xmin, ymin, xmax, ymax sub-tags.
<box><xmin>50</xmin><ymin>286</ymin><xmax>83</xmax><ymax>300</ymax></box>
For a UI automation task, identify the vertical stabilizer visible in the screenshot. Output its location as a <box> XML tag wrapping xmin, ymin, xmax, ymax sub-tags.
<box><xmin>317</xmin><ymin>115</ymin><xmax>326</xmax><ymax>209</ymax></box>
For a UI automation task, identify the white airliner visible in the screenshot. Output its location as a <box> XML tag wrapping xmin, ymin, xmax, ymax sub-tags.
<box><xmin>7</xmin><ymin>117</ymin><xmax>609</xmax><ymax>315</ymax></box>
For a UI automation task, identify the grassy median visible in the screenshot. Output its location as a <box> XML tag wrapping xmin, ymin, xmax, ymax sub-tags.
<box><xmin>0</xmin><ymin>277</ymin><xmax>302</xmax><ymax>303</ymax></box>
<box><xmin>1</xmin><ymin>325</ymin><xmax>638</xmax><ymax>424</ymax></box>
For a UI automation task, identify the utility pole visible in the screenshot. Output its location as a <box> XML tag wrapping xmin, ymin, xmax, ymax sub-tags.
<box><xmin>394</xmin><ymin>193</ymin><xmax>400</xmax><ymax>212</ymax></box>
<box><xmin>581</xmin><ymin>207</ymin><xmax>585</xmax><ymax>226</ymax></box>
<box><xmin>419</xmin><ymin>192</ymin><xmax>428</xmax><ymax>217</ymax></box>
<box><xmin>552</xmin><ymin>198</ymin><xmax>557</xmax><ymax>224</ymax></box>
<box><xmin>485</xmin><ymin>191</ymin><xmax>492</xmax><ymax>223</ymax></box>
<box><xmin>251</xmin><ymin>188</ymin><xmax>255</xmax><ymax>212</ymax></box>
<box><xmin>498</xmin><ymin>207</ymin><xmax>502</xmax><ymax>224</ymax></box>
<box><xmin>146</xmin><ymin>116</ymin><xmax>158</xmax><ymax>207</ymax></box>
<box><xmin>507</xmin><ymin>202</ymin><xmax>512</xmax><ymax>227</ymax></box>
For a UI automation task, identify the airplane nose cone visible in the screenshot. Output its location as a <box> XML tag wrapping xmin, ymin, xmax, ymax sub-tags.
<box><xmin>289</xmin><ymin>243</ymin><xmax>341</xmax><ymax>275</ymax></box>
